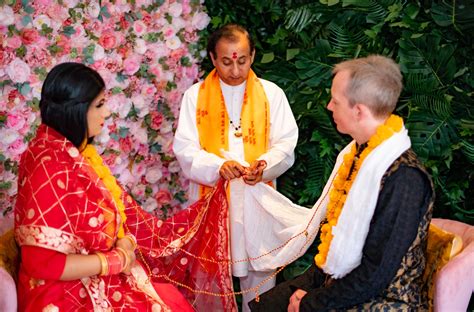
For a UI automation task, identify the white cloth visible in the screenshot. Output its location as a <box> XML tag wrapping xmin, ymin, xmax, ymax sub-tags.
<box><xmin>173</xmin><ymin>78</ymin><xmax>298</xmax><ymax>276</ymax></box>
<box><xmin>242</xmin><ymin>127</ymin><xmax>411</xmax><ymax>279</ymax></box>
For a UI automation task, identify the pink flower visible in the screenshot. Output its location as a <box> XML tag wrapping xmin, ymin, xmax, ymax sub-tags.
<box><xmin>119</xmin><ymin>16</ymin><xmax>130</xmax><ymax>30</ymax></box>
<box><xmin>182</xmin><ymin>1</ymin><xmax>192</xmax><ymax>15</ymax></box>
<box><xmin>36</xmin><ymin>0</ymin><xmax>52</xmax><ymax>6</ymax></box>
<box><xmin>150</xmin><ymin>111</ymin><xmax>163</xmax><ymax>130</ymax></box>
<box><xmin>7</xmin><ymin>138</ymin><xmax>27</xmax><ymax>159</ymax></box>
<box><xmin>131</xmin><ymin>183</ymin><xmax>146</xmax><ymax>198</ymax></box>
<box><xmin>25</xmin><ymin>47</ymin><xmax>51</xmax><ymax>67</ymax></box>
<box><xmin>123</xmin><ymin>55</ymin><xmax>141</xmax><ymax>75</ymax></box>
<box><xmin>149</xmin><ymin>65</ymin><xmax>162</xmax><ymax>79</ymax></box>
<box><xmin>98</xmin><ymin>31</ymin><xmax>117</xmax><ymax>50</ymax></box>
<box><xmin>131</xmin><ymin>163</ymin><xmax>147</xmax><ymax>179</ymax></box>
<box><xmin>8</xmin><ymin>89</ymin><xmax>24</xmax><ymax>106</ymax></box>
<box><xmin>6</xmin><ymin>112</ymin><xmax>26</xmax><ymax>131</ymax></box>
<box><xmin>162</xmin><ymin>25</ymin><xmax>176</xmax><ymax>38</ymax></box>
<box><xmin>119</xmin><ymin>137</ymin><xmax>133</xmax><ymax>154</ymax></box>
<box><xmin>6</xmin><ymin>58</ymin><xmax>30</xmax><ymax>83</ymax></box>
<box><xmin>5</xmin><ymin>36</ymin><xmax>22</xmax><ymax>49</ymax></box>
<box><xmin>0</xmin><ymin>0</ymin><xmax>212</xmax><ymax>219</ymax></box>
<box><xmin>184</xmin><ymin>28</ymin><xmax>198</xmax><ymax>43</ymax></box>
<box><xmin>56</xmin><ymin>35</ymin><xmax>72</xmax><ymax>56</ymax></box>
<box><xmin>133</xmin><ymin>20</ymin><xmax>147</xmax><ymax>37</ymax></box>
<box><xmin>145</xmin><ymin>167</ymin><xmax>163</xmax><ymax>184</ymax></box>
<box><xmin>155</xmin><ymin>189</ymin><xmax>172</xmax><ymax>205</ymax></box>
<box><xmin>46</xmin><ymin>3</ymin><xmax>69</xmax><ymax>21</ymax></box>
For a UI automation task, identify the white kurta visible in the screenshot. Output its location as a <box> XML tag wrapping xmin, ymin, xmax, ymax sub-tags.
<box><xmin>173</xmin><ymin>78</ymin><xmax>298</xmax><ymax>276</ymax></box>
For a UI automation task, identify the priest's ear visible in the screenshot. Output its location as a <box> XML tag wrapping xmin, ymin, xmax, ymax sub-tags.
<box><xmin>250</xmin><ymin>49</ymin><xmax>255</xmax><ymax>64</ymax></box>
<box><xmin>210</xmin><ymin>51</ymin><xmax>218</xmax><ymax>67</ymax></box>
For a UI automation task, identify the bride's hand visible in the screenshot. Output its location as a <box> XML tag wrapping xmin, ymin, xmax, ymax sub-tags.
<box><xmin>115</xmin><ymin>236</ymin><xmax>137</xmax><ymax>274</ymax></box>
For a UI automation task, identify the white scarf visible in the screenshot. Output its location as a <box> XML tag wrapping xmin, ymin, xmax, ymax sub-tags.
<box><xmin>241</xmin><ymin>127</ymin><xmax>411</xmax><ymax>278</ymax></box>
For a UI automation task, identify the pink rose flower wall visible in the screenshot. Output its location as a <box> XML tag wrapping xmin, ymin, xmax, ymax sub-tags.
<box><xmin>0</xmin><ymin>1</ymin><xmax>211</xmax><ymax>232</ymax></box>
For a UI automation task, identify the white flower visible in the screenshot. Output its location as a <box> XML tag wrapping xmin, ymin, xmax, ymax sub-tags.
<box><xmin>131</xmin><ymin>94</ymin><xmax>145</xmax><ymax>110</ymax></box>
<box><xmin>85</xmin><ymin>2</ymin><xmax>101</xmax><ymax>18</ymax></box>
<box><xmin>0</xmin><ymin>129</ymin><xmax>20</xmax><ymax>145</ymax></box>
<box><xmin>63</xmin><ymin>0</ymin><xmax>79</xmax><ymax>8</ymax></box>
<box><xmin>143</xmin><ymin>197</ymin><xmax>158</xmax><ymax>213</ymax></box>
<box><xmin>159</xmin><ymin>120</ymin><xmax>173</xmax><ymax>134</ymax></box>
<box><xmin>118</xmin><ymin>100</ymin><xmax>132</xmax><ymax>119</ymax></box>
<box><xmin>166</xmin><ymin>36</ymin><xmax>182</xmax><ymax>50</ymax></box>
<box><xmin>116</xmin><ymin>168</ymin><xmax>134</xmax><ymax>187</ymax></box>
<box><xmin>129</xmin><ymin>122</ymin><xmax>148</xmax><ymax>145</ymax></box>
<box><xmin>145</xmin><ymin>167</ymin><xmax>162</xmax><ymax>184</ymax></box>
<box><xmin>95</xmin><ymin>129</ymin><xmax>110</xmax><ymax>145</ymax></box>
<box><xmin>171</xmin><ymin>16</ymin><xmax>186</xmax><ymax>30</ymax></box>
<box><xmin>31</xmin><ymin>82</ymin><xmax>43</xmax><ymax>100</ymax></box>
<box><xmin>168</xmin><ymin>161</ymin><xmax>182</xmax><ymax>173</ymax></box>
<box><xmin>6</xmin><ymin>58</ymin><xmax>30</xmax><ymax>83</ymax></box>
<box><xmin>192</xmin><ymin>12</ymin><xmax>210</xmax><ymax>30</ymax></box>
<box><xmin>168</xmin><ymin>2</ymin><xmax>183</xmax><ymax>17</ymax></box>
<box><xmin>0</xmin><ymin>6</ymin><xmax>14</xmax><ymax>27</ymax></box>
<box><xmin>33</xmin><ymin>14</ymin><xmax>51</xmax><ymax>30</ymax></box>
<box><xmin>93</xmin><ymin>44</ymin><xmax>105</xmax><ymax>61</ymax></box>
<box><xmin>134</xmin><ymin>38</ymin><xmax>148</xmax><ymax>55</ymax></box>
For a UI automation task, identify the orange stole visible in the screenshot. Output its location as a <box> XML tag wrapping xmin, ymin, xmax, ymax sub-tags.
<box><xmin>196</xmin><ymin>69</ymin><xmax>270</xmax><ymax>197</ymax></box>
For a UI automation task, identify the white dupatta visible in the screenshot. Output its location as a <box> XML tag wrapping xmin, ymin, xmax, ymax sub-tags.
<box><xmin>233</xmin><ymin>127</ymin><xmax>410</xmax><ymax>278</ymax></box>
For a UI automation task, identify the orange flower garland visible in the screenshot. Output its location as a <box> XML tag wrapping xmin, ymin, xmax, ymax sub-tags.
<box><xmin>82</xmin><ymin>144</ymin><xmax>127</xmax><ymax>238</ymax></box>
<box><xmin>314</xmin><ymin>114</ymin><xmax>403</xmax><ymax>268</ymax></box>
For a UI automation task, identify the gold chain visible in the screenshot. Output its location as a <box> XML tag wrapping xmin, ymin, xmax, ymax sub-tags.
<box><xmin>125</xmin><ymin>175</ymin><xmax>335</xmax><ymax>298</ymax></box>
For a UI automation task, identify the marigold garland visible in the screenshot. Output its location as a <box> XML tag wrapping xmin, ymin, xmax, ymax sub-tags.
<box><xmin>82</xmin><ymin>144</ymin><xmax>127</xmax><ymax>238</ymax></box>
<box><xmin>314</xmin><ymin>114</ymin><xmax>403</xmax><ymax>268</ymax></box>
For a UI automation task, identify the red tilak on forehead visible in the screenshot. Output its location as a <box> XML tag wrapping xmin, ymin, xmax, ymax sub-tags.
<box><xmin>232</xmin><ymin>52</ymin><xmax>237</xmax><ymax>59</ymax></box>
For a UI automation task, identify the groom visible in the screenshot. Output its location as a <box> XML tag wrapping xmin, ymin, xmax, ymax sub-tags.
<box><xmin>249</xmin><ymin>55</ymin><xmax>434</xmax><ymax>311</ymax></box>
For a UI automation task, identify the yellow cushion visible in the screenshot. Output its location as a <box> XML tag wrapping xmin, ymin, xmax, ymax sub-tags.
<box><xmin>423</xmin><ymin>223</ymin><xmax>463</xmax><ymax>311</ymax></box>
<box><xmin>0</xmin><ymin>229</ymin><xmax>19</xmax><ymax>282</ymax></box>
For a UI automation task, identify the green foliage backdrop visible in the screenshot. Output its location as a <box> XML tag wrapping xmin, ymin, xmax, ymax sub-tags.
<box><xmin>203</xmin><ymin>0</ymin><xmax>474</xmax><ymax>226</ymax></box>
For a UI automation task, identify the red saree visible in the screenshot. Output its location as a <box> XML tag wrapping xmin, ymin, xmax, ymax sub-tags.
<box><xmin>15</xmin><ymin>124</ymin><xmax>235</xmax><ymax>311</ymax></box>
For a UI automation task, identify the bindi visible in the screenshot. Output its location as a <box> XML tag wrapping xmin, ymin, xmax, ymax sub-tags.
<box><xmin>232</xmin><ymin>52</ymin><xmax>237</xmax><ymax>59</ymax></box>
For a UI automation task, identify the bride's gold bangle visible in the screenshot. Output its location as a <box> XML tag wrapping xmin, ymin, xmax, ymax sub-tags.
<box><xmin>124</xmin><ymin>234</ymin><xmax>137</xmax><ymax>249</ymax></box>
<box><xmin>96</xmin><ymin>252</ymin><xmax>108</xmax><ymax>276</ymax></box>
<box><xmin>115</xmin><ymin>247</ymin><xmax>130</xmax><ymax>271</ymax></box>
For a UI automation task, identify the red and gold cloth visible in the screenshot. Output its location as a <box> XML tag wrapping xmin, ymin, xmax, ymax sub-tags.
<box><xmin>15</xmin><ymin>124</ymin><xmax>235</xmax><ymax>311</ymax></box>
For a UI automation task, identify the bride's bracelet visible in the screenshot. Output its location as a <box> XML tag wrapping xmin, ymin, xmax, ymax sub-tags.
<box><xmin>124</xmin><ymin>234</ymin><xmax>137</xmax><ymax>249</ymax></box>
<box><xmin>115</xmin><ymin>247</ymin><xmax>130</xmax><ymax>271</ymax></box>
<box><xmin>96</xmin><ymin>250</ymin><xmax>124</xmax><ymax>275</ymax></box>
<box><xmin>105</xmin><ymin>250</ymin><xmax>123</xmax><ymax>275</ymax></box>
<box><xmin>96</xmin><ymin>252</ymin><xmax>108</xmax><ymax>276</ymax></box>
